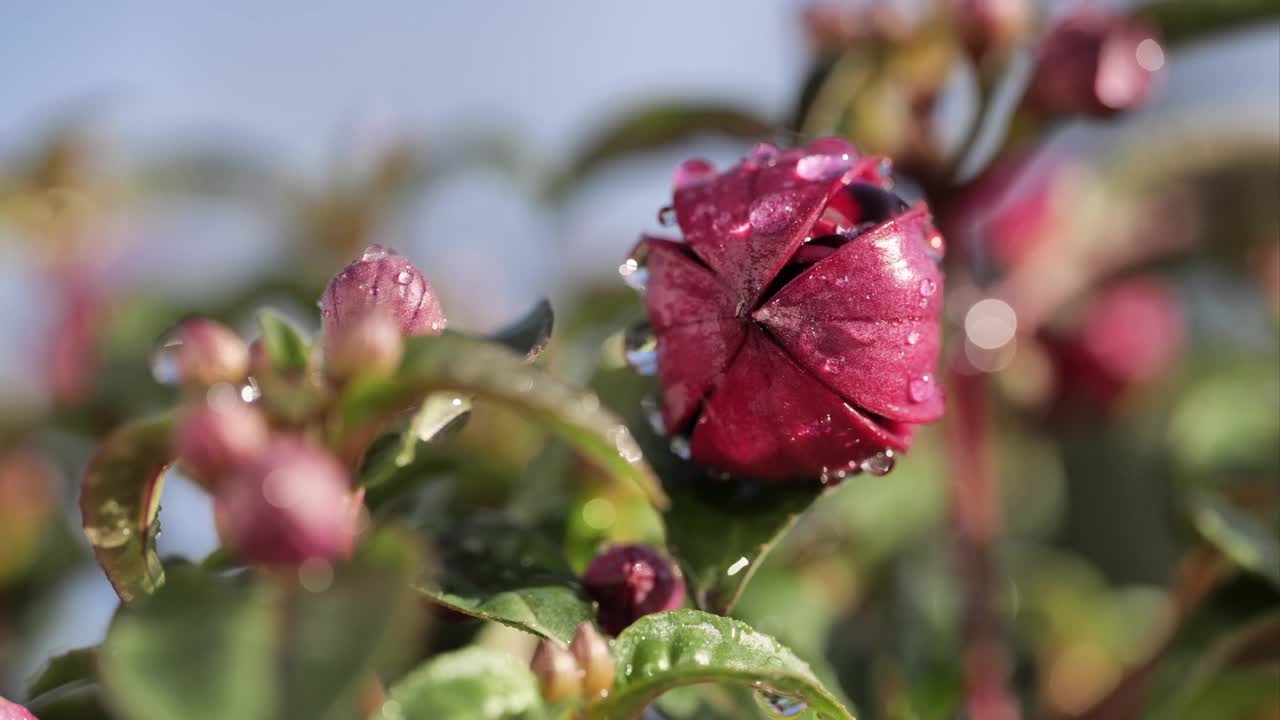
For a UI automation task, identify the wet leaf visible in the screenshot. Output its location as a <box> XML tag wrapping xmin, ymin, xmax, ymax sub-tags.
<box><xmin>99</xmin><ymin>530</ymin><xmax>424</xmax><ymax>720</ymax></box>
<box><xmin>375</xmin><ymin>646</ymin><xmax>566</xmax><ymax>720</ymax></box>
<box><xmin>591</xmin><ymin>367</ymin><xmax>827</xmax><ymax>613</ymax></box>
<box><xmin>417</xmin><ymin>513</ymin><xmax>595</xmax><ymax>644</ymax></box>
<box><xmin>487</xmin><ymin>298</ymin><xmax>555</xmax><ymax>361</ymax></box>
<box><xmin>257</xmin><ymin>309</ymin><xmax>311</xmax><ymax>372</ymax></box>
<box><xmin>1190</xmin><ymin>492</ymin><xmax>1280</xmax><ymax>589</ymax></box>
<box><xmin>546</xmin><ymin>102</ymin><xmax>773</xmax><ymax>200</ymax></box>
<box><xmin>79</xmin><ymin>412</ymin><xmax>175</xmax><ymax>603</ymax></box>
<box><xmin>336</xmin><ymin>334</ymin><xmax>667</xmax><ymax>508</ymax></box>
<box><xmin>589</xmin><ymin>609</ymin><xmax>855</xmax><ymax>720</ymax></box>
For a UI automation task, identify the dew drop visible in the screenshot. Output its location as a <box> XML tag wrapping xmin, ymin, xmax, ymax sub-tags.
<box><xmin>623</xmin><ymin>322</ymin><xmax>658</xmax><ymax>376</ymax></box>
<box><xmin>926</xmin><ymin>229</ymin><xmax>946</xmax><ymax>263</ymax></box>
<box><xmin>908</xmin><ymin>374</ymin><xmax>935</xmax><ymax>403</ymax></box>
<box><xmin>860</xmin><ymin>450</ymin><xmax>896</xmax><ymax>477</ymax></box>
<box><xmin>84</xmin><ymin>525</ymin><xmax>132</xmax><ymax>549</ymax></box>
<box><xmin>394</xmin><ymin>270</ymin><xmax>413</xmax><ymax>285</ymax></box>
<box><xmin>749</xmin><ymin>142</ymin><xmax>779</xmax><ymax>165</ymax></box>
<box><xmin>907</xmin><ymin>330</ymin><xmax>921</xmax><ymax>346</ymax></box>
<box><xmin>360</xmin><ymin>244</ymin><xmax>395</xmax><ymax>261</ymax></box>
<box><xmin>919</xmin><ymin>278</ymin><xmax>938</xmax><ymax>297</ymax></box>
<box><xmin>657</xmin><ymin>205</ymin><xmax>677</xmax><ymax>227</ymax></box>
<box><xmin>755</xmin><ymin>690</ymin><xmax>809</xmax><ymax>718</ymax></box>
<box><xmin>619</xmin><ymin>243</ymin><xmax>651</xmax><ymax>293</ymax></box>
<box><xmin>795</xmin><ymin>152</ymin><xmax>853</xmax><ymax>181</ymax></box>
<box><xmin>669</xmin><ymin>435</ymin><xmax>691</xmax><ymax>460</ymax></box>
<box><xmin>149</xmin><ymin>336</ymin><xmax>184</xmax><ymax>385</ymax></box>
<box><xmin>748</xmin><ymin>192</ymin><xmax>798</xmax><ymax>235</ymax></box>
<box><xmin>673</xmin><ymin>158</ymin><xmax>716</xmax><ymax>190</ymax></box>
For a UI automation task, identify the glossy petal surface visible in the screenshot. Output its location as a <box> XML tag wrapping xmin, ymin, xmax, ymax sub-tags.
<box><xmin>756</xmin><ymin>208</ymin><xmax>945</xmax><ymax>423</ymax></box>
<box><xmin>690</xmin><ymin>330</ymin><xmax>911</xmax><ymax>481</ymax></box>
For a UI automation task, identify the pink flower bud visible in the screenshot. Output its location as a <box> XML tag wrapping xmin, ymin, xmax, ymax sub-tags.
<box><xmin>323</xmin><ymin>311</ymin><xmax>404</xmax><ymax>381</ymax></box>
<box><xmin>152</xmin><ymin>318</ymin><xmax>250</xmax><ymax>387</ymax></box>
<box><xmin>582</xmin><ymin>544</ymin><xmax>685</xmax><ymax>636</ymax></box>
<box><xmin>214</xmin><ymin>437</ymin><xmax>358</xmax><ymax>566</ymax></box>
<box><xmin>1025</xmin><ymin>10</ymin><xmax>1164</xmax><ymax>116</ymax></box>
<box><xmin>320</xmin><ymin>245</ymin><xmax>446</xmax><ymax>342</ymax></box>
<box><xmin>174</xmin><ymin>395</ymin><xmax>269</xmax><ymax>491</ymax></box>
<box><xmin>530</xmin><ymin>639</ymin><xmax>583</xmax><ymax>704</ymax></box>
<box><xmin>949</xmin><ymin>0</ymin><xmax>1031</xmax><ymax>57</ymax></box>
<box><xmin>570</xmin><ymin>622</ymin><xmax>616</xmax><ymax>701</ymax></box>
<box><xmin>0</xmin><ymin>697</ymin><xmax>38</xmax><ymax>720</ymax></box>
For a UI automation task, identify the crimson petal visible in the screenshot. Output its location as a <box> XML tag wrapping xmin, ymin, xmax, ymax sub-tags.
<box><xmin>754</xmin><ymin>207</ymin><xmax>945</xmax><ymax>423</ymax></box>
<box><xmin>644</xmin><ymin>237</ymin><xmax>744</xmax><ymax>432</ymax></box>
<box><xmin>690</xmin><ymin>329</ymin><xmax>911</xmax><ymax>481</ymax></box>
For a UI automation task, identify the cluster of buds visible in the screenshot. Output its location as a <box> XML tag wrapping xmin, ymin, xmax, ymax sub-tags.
<box><xmin>161</xmin><ymin>245</ymin><xmax>446</xmax><ymax>569</ymax></box>
<box><xmin>530</xmin><ymin>622</ymin><xmax>617</xmax><ymax>705</ymax></box>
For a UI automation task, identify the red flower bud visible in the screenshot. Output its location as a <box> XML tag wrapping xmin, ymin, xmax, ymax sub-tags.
<box><xmin>949</xmin><ymin>0</ymin><xmax>1031</xmax><ymax>57</ymax></box>
<box><xmin>323</xmin><ymin>311</ymin><xmax>404</xmax><ymax>381</ymax></box>
<box><xmin>152</xmin><ymin>318</ymin><xmax>250</xmax><ymax>387</ymax></box>
<box><xmin>631</xmin><ymin>139</ymin><xmax>944</xmax><ymax>481</ymax></box>
<box><xmin>1025</xmin><ymin>9</ymin><xmax>1164</xmax><ymax>117</ymax></box>
<box><xmin>174</xmin><ymin>394</ymin><xmax>269</xmax><ymax>490</ymax></box>
<box><xmin>0</xmin><ymin>697</ymin><xmax>38</xmax><ymax>720</ymax></box>
<box><xmin>214</xmin><ymin>437</ymin><xmax>358</xmax><ymax>566</ymax></box>
<box><xmin>320</xmin><ymin>245</ymin><xmax>446</xmax><ymax>341</ymax></box>
<box><xmin>583</xmin><ymin>544</ymin><xmax>685</xmax><ymax>636</ymax></box>
<box><xmin>1044</xmin><ymin>278</ymin><xmax>1183</xmax><ymax>410</ymax></box>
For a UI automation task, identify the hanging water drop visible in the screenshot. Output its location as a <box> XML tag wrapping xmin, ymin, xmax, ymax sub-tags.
<box><xmin>657</xmin><ymin>206</ymin><xmax>677</xmax><ymax>227</ymax></box>
<box><xmin>860</xmin><ymin>450</ymin><xmax>896</xmax><ymax>476</ymax></box>
<box><xmin>669</xmin><ymin>435</ymin><xmax>691</xmax><ymax>460</ymax></box>
<box><xmin>755</xmin><ymin>690</ymin><xmax>809</xmax><ymax>718</ymax></box>
<box><xmin>619</xmin><ymin>242</ymin><xmax>650</xmax><ymax>293</ymax></box>
<box><xmin>908</xmin><ymin>374</ymin><xmax>935</xmax><ymax>403</ymax></box>
<box><xmin>149</xmin><ymin>336</ymin><xmax>184</xmax><ymax>385</ymax></box>
<box><xmin>623</xmin><ymin>322</ymin><xmax>658</xmax><ymax>376</ymax></box>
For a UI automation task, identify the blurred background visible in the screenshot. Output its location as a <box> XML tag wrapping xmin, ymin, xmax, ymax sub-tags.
<box><xmin>1</xmin><ymin>1</ymin><xmax>1277</xmax><ymax>718</ymax></box>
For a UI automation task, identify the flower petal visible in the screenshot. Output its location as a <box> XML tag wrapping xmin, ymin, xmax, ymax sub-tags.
<box><xmin>754</xmin><ymin>207</ymin><xmax>945</xmax><ymax>423</ymax></box>
<box><xmin>644</xmin><ymin>238</ymin><xmax>744</xmax><ymax>432</ymax></box>
<box><xmin>672</xmin><ymin>140</ymin><xmax>875</xmax><ymax>308</ymax></box>
<box><xmin>689</xmin><ymin>329</ymin><xmax>911</xmax><ymax>481</ymax></box>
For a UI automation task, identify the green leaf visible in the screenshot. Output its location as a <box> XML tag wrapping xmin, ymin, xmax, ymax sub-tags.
<box><xmin>1137</xmin><ymin>0</ymin><xmax>1280</xmax><ymax>48</ymax></box>
<box><xmin>487</xmin><ymin>298</ymin><xmax>555</xmax><ymax>361</ymax></box>
<box><xmin>100</xmin><ymin>530</ymin><xmax>425</xmax><ymax>720</ymax></box>
<box><xmin>25</xmin><ymin>682</ymin><xmax>115</xmax><ymax>720</ymax></box>
<box><xmin>336</xmin><ymin>334</ymin><xmax>667</xmax><ymax>508</ymax></box>
<box><xmin>591</xmin><ymin>367</ymin><xmax>826</xmax><ymax>613</ymax></box>
<box><xmin>27</xmin><ymin>646</ymin><xmax>98</xmax><ymax>699</ymax></box>
<box><xmin>375</xmin><ymin>646</ymin><xmax>560</xmax><ymax>720</ymax></box>
<box><xmin>1189</xmin><ymin>492</ymin><xmax>1280</xmax><ymax>589</ymax></box>
<box><xmin>257</xmin><ymin>309</ymin><xmax>312</xmax><ymax>372</ymax></box>
<box><xmin>417</xmin><ymin>513</ymin><xmax>595</xmax><ymax>644</ymax></box>
<box><xmin>589</xmin><ymin>609</ymin><xmax>856</xmax><ymax>720</ymax></box>
<box><xmin>79</xmin><ymin>412</ymin><xmax>175</xmax><ymax>603</ymax></box>
<box><xmin>546</xmin><ymin>102</ymin><xmax>773</xmax><ymax>200</ymax></box>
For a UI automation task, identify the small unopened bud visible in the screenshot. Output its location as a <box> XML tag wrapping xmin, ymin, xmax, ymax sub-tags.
<box><xmin>1025</xmin><ymin>10</ymin><xmax>1163</xmax><ymax>117</ymax></box>
<box><xmin>214</xmin><ymin>437</ymin><xmax>357</xmax><ymax>566</ymax></box>
<box><xmin>569</xmin><ymin>622</ymin><xmax>615</xmax><ymax>701</ymax></box>
<box><xmin>583</xmin><ymin>544</ymin><xmax>686</xmax><ymax>636</ymax></box>
<box><xmin>152</xmin><ymin>318</ymin><xmax>249</xmax><ymax>387</ymax></box>
<box><xmin>174</xmin><ymin>395</ymin><xmax>269</xmax><ymax>491</ymax></box>
<box><xmin>530</xmin><ymin>639</ymin><xmax>582</xmax><ymax>704</ymax></box>
<box><xmin>949</xmin><ymin>0</ymin><xmax>1030</xmax><ymax>57</ymax></box>
<box><xmin>320</xmin><ymin>245</ymin><xmax>446</xmax><ymax>341</ymax></box>
<box><xmin>324</xmin><ymin>312</ymin><xmax>404</xmax><ymax>381</ymax></box>
<box><xmin>0</xmin><ymin>697</ymin><xmax>39</xmax><ymax>720</ymax></box>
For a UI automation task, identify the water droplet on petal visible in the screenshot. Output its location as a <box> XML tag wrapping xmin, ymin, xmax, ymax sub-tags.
<box><xmin>669</xmin><ymin>435</ymin><xmax>691</xmax><ymax>460</ymax></box>
<box><xmin>926</xmin><ymin>229</ymin><xmax>946</xmax><ymax>262</ymax></box>
<box><xmin>795</xmin><ymin>152</ymin><xmax>854</xmax><ymax>181</ymax></box>
<box><xmin>919</xmin><ymin>278</ymin><xmax>937</xmax><ymax>297</ymax></box>
<box><xmin>749</xmin><ymin>142</ymin><xmax>779</xmax><ymax>165</ymax></box>
<box><xmin>657</xmin><ymin>206</ymin><xmax>677</xmax><ymax>227</ymax></box>
<box><xmin>360</xmin><ymin>244</ymin><xmax>395</xmax><ymax>261</ymax></box>
<box><xmin>673</xmin><ymin>158</ymin><xmax>716</xmax><ymax>190</ymax></box>
<box><xmin>149</xmin><ymin>336</ymin><xmax>184</xmax><ymax>385</ymax></box>
<box><xmin>860</xmin><ymin>450</ymin><xmax>896</xmax><ymax>477</ymax></box>
<box><xmin>755</xmin><ymin>690</ymin><xmax>809</xmax><ymax>718</ymax></box>
<box><xmin>749</xmin><ymin>192</ymin><xmax>799</xmax><ymax>235</ymax></box>
<box><xmin>394</xmin><ymin>270</ymin><xmax>413</xmax><ymax>285</ymax></box>
<box><xmin>623</xmin><ymin>322</ymin><xmax>658</xmax><ymax>375</ymax></box>
<box><xmin>907</xmin><ymin>330</ymin><xmax>921</xmax><ymax>346</ymax></box>
<box><xmin>619</xmin><ymin>243</ymin><xmax>650</xmax><ymax>293</ymax></box>
<box><xmin>908</xmin><ymin>374</ymin><xmax>935</xmax><ymax>403</ymax></box>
